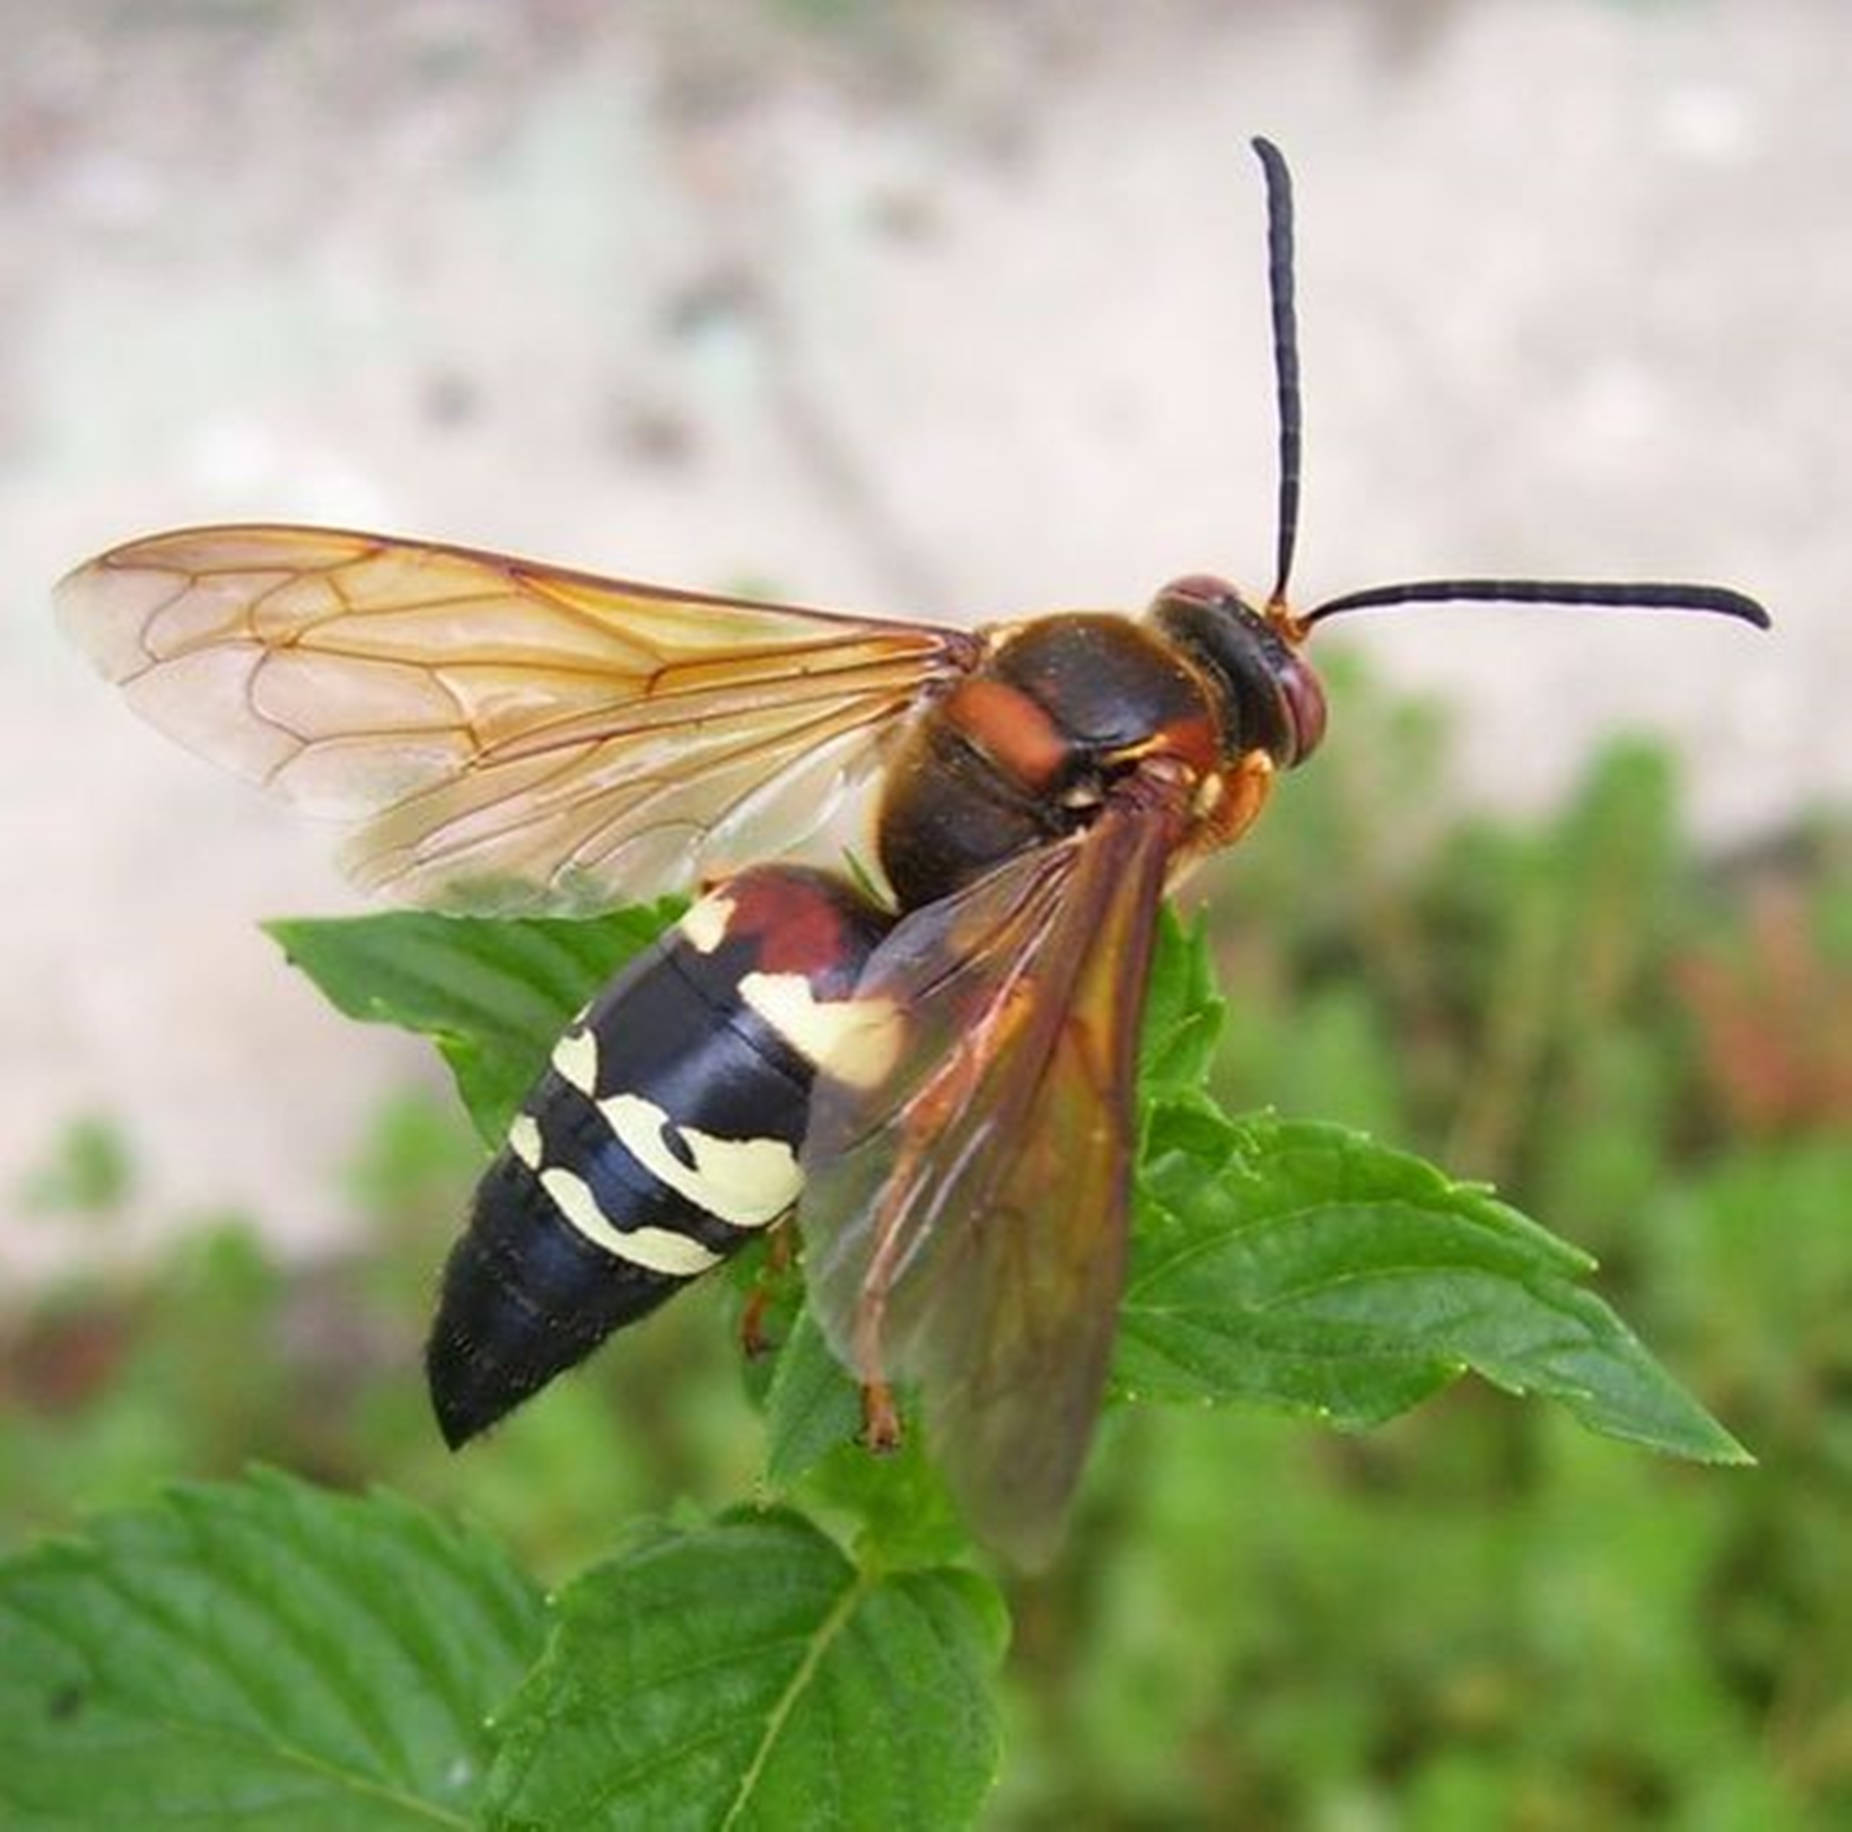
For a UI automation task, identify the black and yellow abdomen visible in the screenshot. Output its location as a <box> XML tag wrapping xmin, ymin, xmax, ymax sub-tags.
<box><xmin>427</xmin><ymin>864</ymin><xmax>894</xmax><ymax>1445</ymax></box>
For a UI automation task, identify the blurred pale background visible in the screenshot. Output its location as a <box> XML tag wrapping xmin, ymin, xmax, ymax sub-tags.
<box><xmin>2</xmin><ymin>0</ymin><xmax>1845</xmax><ymax>1270</ymax></box>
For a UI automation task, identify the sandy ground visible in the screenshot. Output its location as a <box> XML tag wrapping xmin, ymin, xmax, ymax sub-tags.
<box><xmin>3</xmin><ymin>0</ymin><xmax>1846</xmax><ymax>1274</ymax></box>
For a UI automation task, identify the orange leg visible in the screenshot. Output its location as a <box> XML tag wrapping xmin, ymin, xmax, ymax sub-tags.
<box><xmin>737</xmin><ymin>1223</ymin><xmax>795</xmax><ymax>1360</ymax></box>
<box><xmin>1205</xmin><ymin>748</ymin><xmax>1275</xmax><ymax>850</ymax></box>
<box><xmin>860</xmin><ymin>1380</ymin><xmax>903</xmax><ymax>1453</ymax></box>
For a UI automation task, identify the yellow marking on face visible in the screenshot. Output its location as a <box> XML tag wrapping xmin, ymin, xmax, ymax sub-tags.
<box><xmin>508</xmin><ymin>1113</ymin><xmax>543</xmax><ymax>1170</ymax></box>
<box><xmin>739</xmin><ymin>972</ymin><xmax>902</xmax><ymax>1090</ymax></box>
<box><xmin>551</xmin><ymin>1028</ymin><xmax>600</xmax><ymax>1096</ymax></box>
<box><xmin>538</xmin><ymin>1165</ymin><xmax>723</xmax><ymax>1276</ymax></box>
<box><xmin>602</xmin><ymin>1091</ymin><xmax>800</xmax><ymax>1229</ymax></box>
<box><xmin>678</xmin><ymin>893</ymin><xmax>736</xmax><ymax>955</ymax></box>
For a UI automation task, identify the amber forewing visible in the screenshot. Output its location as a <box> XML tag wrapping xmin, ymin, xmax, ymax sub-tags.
<box><xmin>56</xmin><ymin>525</ymin><xmax>971</xmax><ymax>911</ymax></box>
<box><xmin>798</xmin><ymin>796</ymin><xmax>1178</xmax><ymax>1565</ymax></box>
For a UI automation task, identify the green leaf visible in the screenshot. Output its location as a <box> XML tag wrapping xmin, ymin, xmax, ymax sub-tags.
<box><xmin>267</xmin><ymin>903</ymin><xmax>681</xmax><ymax>1142</ymax></box>
<box><xmin>762</xmin><ymin>1306</ymin><xmax>864</xmax><ymax>1491</ymax></box>
<box><xmin>1138</xmin><ymin>907</ymin><xmax>1226</xmax><ymax>1103</ymax></box>
<box><xmin>798</xmin><ymin>1413</ymin><xmax>971</xmax><ymax>1573</ymax></box>
<box><xmin>759</xmin><ymin>1314</ymin><xmax>968</xmax><ymax>1569</ymax></box>
<box><xmin>483</xmin><ymin>1512</ymin><xmax>1006</xmax><ymax>1831</ymax></box>
<box><xmin>0</xmin><ymin>1469</ymin><xmax>547</xmax><ymax>1830</ymax></box>
<box><xmin>1120</xmin><ymin>1109</ymin><xmax>1750</xmax><ymax>1464</ymax></box>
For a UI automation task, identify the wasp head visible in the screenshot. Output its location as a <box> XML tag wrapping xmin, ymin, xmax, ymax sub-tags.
<box><xmin>1145</xmin><ymin>573</ymin><xmax>1327</xmax><ymax>770</ymax></box>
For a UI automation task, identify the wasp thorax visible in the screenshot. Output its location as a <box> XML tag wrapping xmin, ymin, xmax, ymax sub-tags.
<box><xmin>875</xmin><ymin>612</ymin><xmax>1222</xmax><ymax>909</ymax></box>
<box><xmin>1145</xmin><ymin>574</ymin><xmax>1326</xmax><ymax>768</ymax></box>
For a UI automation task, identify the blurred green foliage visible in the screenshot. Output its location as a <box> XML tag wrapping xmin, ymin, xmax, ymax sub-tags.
<box><xmin>17</xmin><ymin>1115</ymin><xmax>136</xmax><ymax>1221</ymax></box>
<box><xmin>5</xmin><ymin>663</ymin><xmax>1848</xmax><ymax>1828</ymax></box>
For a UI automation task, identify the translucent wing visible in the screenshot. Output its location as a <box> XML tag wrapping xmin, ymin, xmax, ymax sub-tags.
<box><xmin>798</xmin><ymin>785</ymin><xmax>1183</xmax><ymax>1566</ymax></box>
<box><xmin>57</xmin><ymin>524</ymin><xmax>977</xmax><ymax>912</ymax></box>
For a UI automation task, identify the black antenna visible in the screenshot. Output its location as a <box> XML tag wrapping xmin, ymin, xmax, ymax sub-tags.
<box><xmin>1251</xmin><ymin>136</ymin><xmax>1301</xmax><ymax>614</ymax></box>
<box><xmin>1302</xmin><ymin>576</ymin><xmax>1771</xmax><ymax>631</ymax></box>
<box><xmin>1247</xmin><ymin>139</ymin><xmax>1769</xmax><ymax>638</ymax></box>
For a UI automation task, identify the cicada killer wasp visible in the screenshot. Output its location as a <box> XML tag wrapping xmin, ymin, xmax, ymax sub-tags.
<box><xmin>56</xmin><ymin>140</ymin><xmax>1768</xmax><ymax>1564</ymax></box>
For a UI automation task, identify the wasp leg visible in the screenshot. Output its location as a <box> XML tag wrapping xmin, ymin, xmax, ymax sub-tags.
<box><xmin>860</xmin><ymin>1379</ymin><xmax>903</xmax><ymax>1453</ymax></box>
<box><xmin>737</xmin><ymin>1223</ymin><xmax>796</xmax><ymax>1359</ymax></box>
<box><xmin>1205</xmin><ymin>748</ymin><xmax>1275</xmax><ymax>849</ymax></box>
